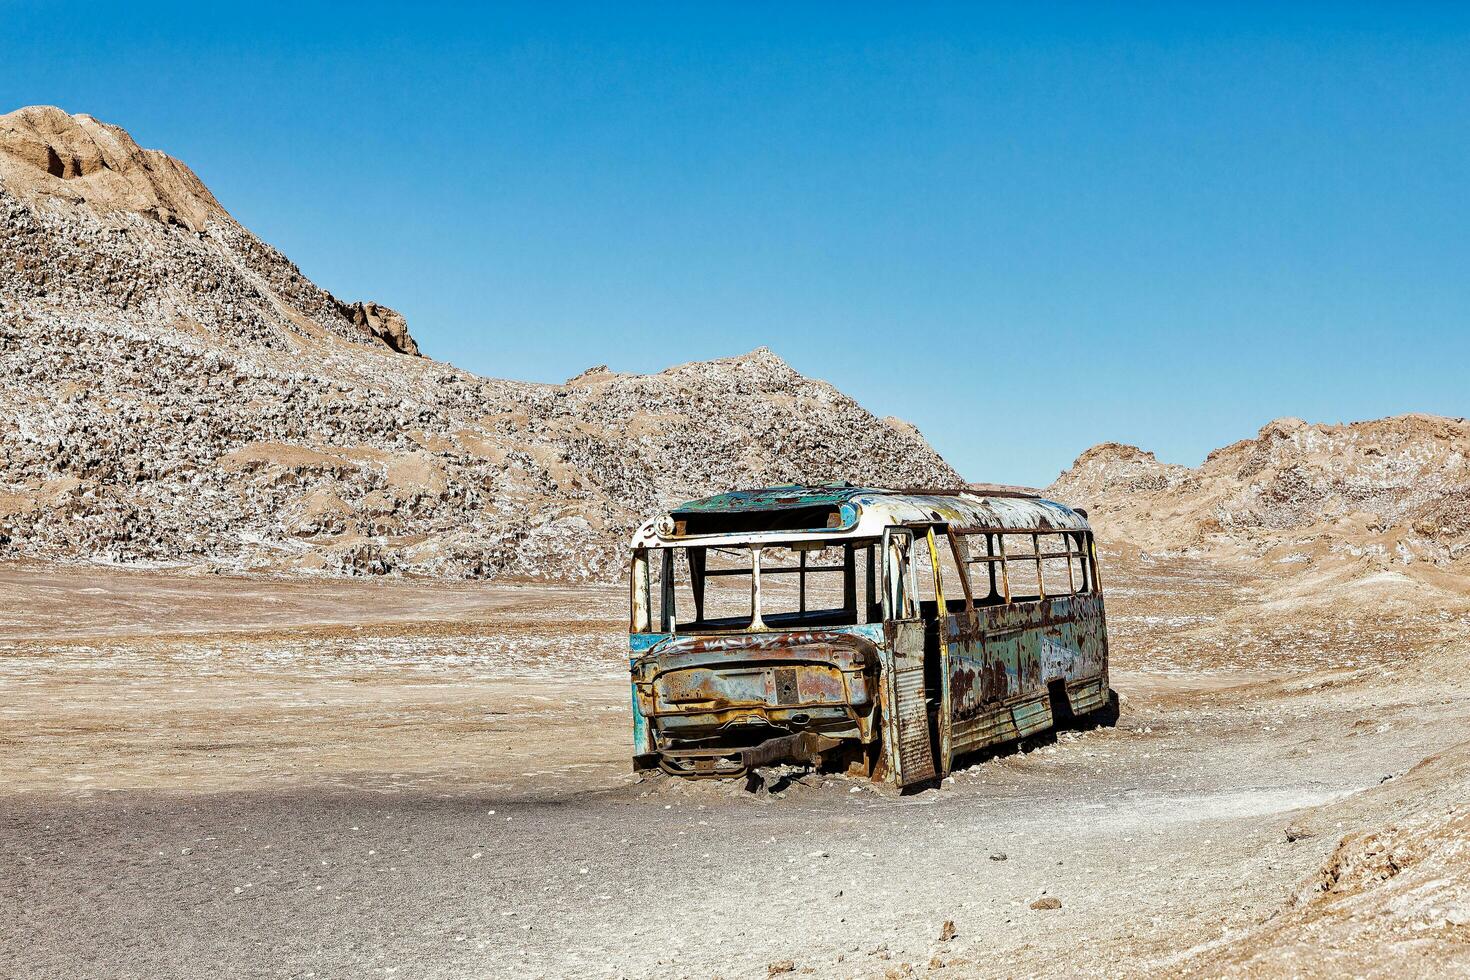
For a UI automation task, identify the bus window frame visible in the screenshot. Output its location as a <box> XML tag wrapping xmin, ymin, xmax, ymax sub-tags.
<box><xmin>947</xmin><ymin>526</ymin><xmax>1100</xmax><ymax>605</ymax></box>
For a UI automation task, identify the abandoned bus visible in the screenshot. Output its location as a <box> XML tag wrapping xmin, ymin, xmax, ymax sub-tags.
<box><xmin>627</xmin><ymin>484</ymin><xmax>1116</xmax><ymax>786</ymax></box>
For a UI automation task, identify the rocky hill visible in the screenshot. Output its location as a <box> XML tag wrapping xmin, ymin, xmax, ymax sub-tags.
<box><xmin>0</xmin><ymin>106</ymin><xmax>959</xmax><ymax>580</ymax></box>
<box><xmin>1049</xmin><ymin>414</ymin><xmax>1470</xmax><ymax>574</ymax></box>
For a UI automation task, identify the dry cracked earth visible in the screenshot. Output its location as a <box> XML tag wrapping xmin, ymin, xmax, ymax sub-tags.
<box><xmin>2</xmin><ymin>555</ymin><xmax>1468</xmax><ymax>979</ymax></box>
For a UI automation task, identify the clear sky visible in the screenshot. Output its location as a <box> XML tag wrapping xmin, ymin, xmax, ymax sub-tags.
<box><xmin>5</xmin><ymin>2</ymin><xmax>1467</xmax><ymax>486</ymax></box>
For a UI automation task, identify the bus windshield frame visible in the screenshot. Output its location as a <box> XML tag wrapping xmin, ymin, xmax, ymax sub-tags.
<box><xmin>629</xmin><ymin>538</ymin><xmax>883</xmax><ymax>635</ymax></box>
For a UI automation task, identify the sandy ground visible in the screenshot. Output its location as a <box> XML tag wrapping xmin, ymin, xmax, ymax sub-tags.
<box><xmin>2</xmin><ymin>557</ymin><xmax>1468</xmax><ymax>978</ymax></box>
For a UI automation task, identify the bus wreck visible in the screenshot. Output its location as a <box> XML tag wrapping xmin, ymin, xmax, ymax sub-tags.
<box><xmin>628</xmin><ymin>484</ymin><xmax>1116</xmax><ymax>787</ymax></box>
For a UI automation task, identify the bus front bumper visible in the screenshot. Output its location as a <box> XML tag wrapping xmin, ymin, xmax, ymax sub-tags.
<box><xmin>655</xmin><ymin>731</ymin><xmax>844</xmax><ymax>779</ymax></box>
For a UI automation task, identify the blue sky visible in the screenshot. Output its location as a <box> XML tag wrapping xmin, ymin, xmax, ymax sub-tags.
<box><xmin>5</xmin><ymin>2</ymin><xmax>1467</xmax><ymax>486</ymax></box>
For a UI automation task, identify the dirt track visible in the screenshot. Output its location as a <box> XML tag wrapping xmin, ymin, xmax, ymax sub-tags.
<box><xmin>2</xmin><ymin>558</ymin><xmax>1467</xmax><ymax>978</ymax></box>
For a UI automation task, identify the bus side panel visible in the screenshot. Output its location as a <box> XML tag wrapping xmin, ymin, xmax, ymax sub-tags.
<box><xmin>1038</xmin><ymin>593</ymin><xmax>1108</xmax><ymax>685</ymax></box>
<box><xmin>1067</xmin><ymin>678</ymin><xmax>1109</xmax><ymax>716</ymax></box>
<box><xmin>944</xmin><ymin>592</ymin><xmax>1109</xmax><ymax>762</ymax></box>
<box><xmin>944</xmin><ymin>618</ymin><xmax>1025</xmax><ymax>760</ymax></box>
<box><xmin>1056</xmin><ymin>592</ymin><xmax>1110</xmax><ymax>715</ymax></box>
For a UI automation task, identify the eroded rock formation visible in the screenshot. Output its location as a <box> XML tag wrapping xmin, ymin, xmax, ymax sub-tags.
<box><xmin>1049</xmin><ymin>414</ymin><xmax>1470</xmax><ymax>571</ymax></box>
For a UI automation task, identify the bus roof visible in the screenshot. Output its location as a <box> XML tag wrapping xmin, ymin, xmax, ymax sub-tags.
<box><xmin>630</xmin><ymin>483</ymin><xmax>1091</xmax><ymax>548</ymax></box>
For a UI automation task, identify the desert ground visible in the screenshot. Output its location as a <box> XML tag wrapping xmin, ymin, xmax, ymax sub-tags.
<box><xmin>2</xmin><ymin>555</ymin><xmax>1468</xmax><ymax>979</ymax></box>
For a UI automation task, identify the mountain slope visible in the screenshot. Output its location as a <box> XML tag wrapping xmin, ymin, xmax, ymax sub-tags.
<box><xmin>0</xmin><ymin>106</ymin><xmax>959</xmax><ymax>579</ymax></box>
<box><xmin>1</xmin><ymin>105</ymin><xmax>419</xmax><ymax>355</ymax></box>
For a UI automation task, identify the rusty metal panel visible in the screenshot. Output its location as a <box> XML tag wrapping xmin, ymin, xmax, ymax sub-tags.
<box><xmin>1068</xmin><ymin>678</ymin><xmax>1106</xmax><ymax>716</ymax></box>
<box><xmin>630</xmin><ymin>679</ymin><xmax>655</xmax><ymax>762</ymax></box>
<box><xmin>883</xmin><ymin>619</ymin><xmax>936</xmax><ymax>786</ymax></box>
<box><xmin>943</xmin><ymin>590</ymin><xmax>1109</xmax><ymax>760</ymax></box>
<box><xmin>774</xmin><ymin>666</ymin><xmax>799</xmax><ymax>705</ymax></box>
<box><xmin>937</xmin><ymin>627</ymin><xmax>953</xmax><ymax>777</ymax></box>
<box><xmin>652</xmin><ymin>658</ymin><xmax>858</xmax><ymax>713</ymax></box>
<box><xmin>950</xmin><ymin>703</ymin><xmax>1021</xmax><ymax>755</ymax></box>
<box><xmin>1010</xmin><ymin>698</ymin><xmax>1053</xmax><ymax>738</ymax></box>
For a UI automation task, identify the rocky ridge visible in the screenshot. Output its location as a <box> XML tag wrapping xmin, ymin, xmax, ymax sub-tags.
<box><xmin>1049</xmin><ymin>415</ymin><xmax>1470</xmax><ymax>574</ymax></box>
<box><xmin>0</xmin><ymin>107</ymin><xmax>959</xmax><ymax>579</ymax></box>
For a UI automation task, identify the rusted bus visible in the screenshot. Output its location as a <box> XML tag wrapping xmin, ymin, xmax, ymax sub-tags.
<box><xmin>628</xmin><ymin>484</ymin><xmax>1115</xmax><ymax>786</ymax></box>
